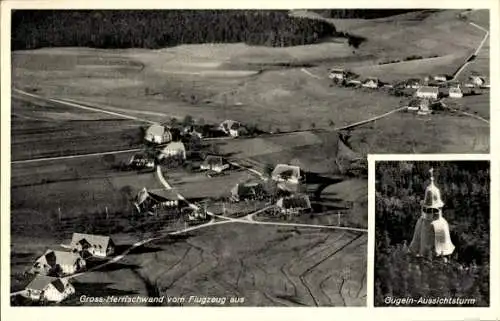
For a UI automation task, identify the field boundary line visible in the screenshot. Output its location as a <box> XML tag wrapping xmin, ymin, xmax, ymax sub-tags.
<box><xmin>334</xmin><ymin>106</ymin><xmax>407</xmax><ymax>131</ymax></box>
<box><xmin>13</xmin><ymin>88</ymin><xmax>157</xmax><ymax>124</ymax></box>
<box><xmin>300</xmin><ymin>68</ymin><xmax>323</xmax><ymax>79</ymax></box>
<box><xmin>11</xmin><ymin>148</ymin><xmax>142</xmax><ymax>164</ymax></box>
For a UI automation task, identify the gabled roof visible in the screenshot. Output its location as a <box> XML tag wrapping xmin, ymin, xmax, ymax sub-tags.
<box><xmin>161</xmin><ymin>141</ymin><xmax>186</xmax><ymax>152</ymax></box>
<box><xmin>272</xmin><ymin>164</ymin><xmax>301</xmax><ymax>180</ymax></box>
<box><xmin>220</xmin><ymin>120</ymin><xmax>241</xmax><ymax>130</ymax></box>
<box><xmin>70</xmin><ymin>233</ymin><xmax>112</xmax><ymax>249</ymax></box>
<box><xmin>135</xmin><ymin>187</ymin><xmax>179</xmax><ymax>205</ymax></box>
<box><xmin>41</xmin><ymin>250</ymin><xmax>81</xmax><ymax>266</ymax></box>
<box><xmin>25</xmin><ymin>275</ymin><xmax>59</xmax><ymax>291</ymax></box>
<box><xmin>330</xmin><ymin>68</ymin><xmax>345</xmax><ymax>73</ymax></box>
<box><xmin>417</xmin><ymin>86</ymin><xmax>439</xmax><ymax>94</ymax></box>
<box><xmin>145</xmin><ymin>124</ymin><xmax>166</xmax><ymax>137</ymax></box>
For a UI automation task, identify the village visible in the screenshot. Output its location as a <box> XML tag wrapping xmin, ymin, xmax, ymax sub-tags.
<box><xmin>11</xmin><ymin>56</ymin><xmax>489</xmax><ymax>304</ymax></box>
<box><xmin>328</xmin><ymin>67</ymin><xmax>489</xmax><ymax>116</ymax></box>
<box><xmin>12</xmin><ymin>111</ymin><xmax>364</xmax><ymax>304</ymax></box>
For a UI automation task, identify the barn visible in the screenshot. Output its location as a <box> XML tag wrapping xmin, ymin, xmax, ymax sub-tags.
<box><xmin>144</xmin><ymin>124</ymin><xmax>172</xmax><ymax>144</ymax></box>
<box><xmin>433</xmin><ymin>75</ymin><xmax>447</xmax><ymax>82</ymax></box>
<box><xmin>158</xmin><ymin>141</ymin><xmax>187</xmax><ymax>163</ymax></box>
<box><xmin>200</xmin><ymin>155</ymin><xmax>230</xmax><ymax>173</ymax></box>
<box><xmin>133</xmin><ymin>187</ymin><xmax>185</xmax><ymax>214</ymax></box>
<box><xmin>22</xmin><ymin>275</ymin><xmax>75</xmax><ymax>303</ymax></box>
<box><xmin>32</xmin><ymin>250</ymin><xmax>86</xmax><ymax>276</ymax></box>
<box><xmin>218</xmin><ymin>120</ymin><xmax>243</xmax><ymax>137</ymax></box>
<box><xmin>416</xmin><ymin>86</ymin><xmax>439</xmax><ymax>100</ymax></box>
<box><xmin>271</xmin><ymin>164</ymin><xmax>303</xmax><ymax>193</ymax></box>
<box><xmin>361</xmin><ymin>77</ymin><xmax>380</xmax><ymax>88</ymax></box>
<box><xmin>329</xmin><ymin>68</ymin><xmax>346</xmax><ymax>81</ymax></box>
<box><xmin>70</xmin><ymin>233</ymin><xmax>115</xmax><ymax>259</ymax></box>
<box><xmin>448</xmin><ymin>85</ymin><xmax>463</xmax><ymax>98</ymax></box>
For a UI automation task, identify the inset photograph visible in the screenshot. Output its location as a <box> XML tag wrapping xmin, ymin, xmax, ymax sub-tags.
<box><xmin>374</xmin><ymin>160</ymin><xmax>489</xmax><ymax>307</ymax></box>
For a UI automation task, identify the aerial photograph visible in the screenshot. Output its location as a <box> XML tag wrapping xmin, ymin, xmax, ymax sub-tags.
<box><xmin>374</xmin><ymin>161</ymin><xmax>490</xmax><ymax>307</ymax></box>
<box><xmin>9</xmin><ymin>9</ymin><xmax>489</xmax><ymax>306</ymax></box>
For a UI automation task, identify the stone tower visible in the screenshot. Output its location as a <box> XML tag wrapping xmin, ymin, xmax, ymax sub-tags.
<box><xmin>409</xmin><ymin>168</ymin><xmax>455</xmax><ymax>258</ymax></box>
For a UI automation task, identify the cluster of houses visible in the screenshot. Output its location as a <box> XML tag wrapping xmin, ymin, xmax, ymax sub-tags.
<box><xmin>329</xmin><ymin>67</ymin><xmax>488</xmax><ymax>116</ymax></box>
<box><xmin>21</xmin><ymin>233</ymin><xmax>115</xmax><ymax>303</ymax></box>
<box><xmin>229</xmin><ymin>163</ymin><xmax>312</xmax><ymax>217</ymax></box>
<box><xmin>329</xmin><ymin>67</ymin><xmax>487</xmax><ymax>92</ymax></box>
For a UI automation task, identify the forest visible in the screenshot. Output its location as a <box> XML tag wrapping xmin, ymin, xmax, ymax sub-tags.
<box><xmin>315</xmin><ymin>9</ymin><xmax>426</xmax><ymax>19</ymax></box>
<box><xmin>12</xmin><ymin>10</ymin><xmax>339</xmax><ymax>50</ymax></box>
<box><xmin>374</xmin><ymin>161</ymin><xmax>490</xmax><ymax>307</ymax></box>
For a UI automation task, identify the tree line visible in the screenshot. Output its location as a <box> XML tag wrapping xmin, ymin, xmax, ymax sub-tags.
<box><xmin>12</xmin><ymin>10</ymin><xmax>338</xmax><ymax>50</ymax></box>
<box><xmin>374</xmin><ymin>161</ymin><xmax>490</xmax><ymax>306</ymax></box>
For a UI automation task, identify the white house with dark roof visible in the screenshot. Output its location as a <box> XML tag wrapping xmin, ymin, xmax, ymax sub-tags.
<box><xmin>218</xmin><ymin>120</ymin><xmax>242</xmax><ymax>137</ymax></box>
<box><xmin>22</xmin><ymin>275</ymin><xmax>75</xmax><ymax>303</ymax></box>
<box><xmin>70</xmin><ymin>233</ymin><xmax>115</xmax><ymax>258</ymax></box>
<box><xmin>416</xmin><ymin>86</ymin><xmax>439</xmax><ymax>100</ymax></box>
<box><xmin>433</xmin><ymin>75</ymin><xmax>447</xmax><ymax>82</ymax></box>
<box><xmin>448</xmin><ymin>85</ymin><xmax>463</xmax><ymax>98</ymax></box>
<box><xmin>32</xmin><ymin>250</ymin><xmax>86</xmax><ymax>276</ymax></box>
<box><xmin>158</xmin><ymin>141</ymin><xmax>186</xmax><ymax>162</ymax></box>
<box><xmin>361</xmin><ymin>77</ymin><xmax>380</xmax><ymax>88</ymax></box>
<box><xmin>200</xmin><ymin>155</ymin><xmax>230</xmax><ymax>173</ymax></box>
<box><xmin>329</xmin><ymin>68</ymin><xmax>346</xmax><ymax>81</ymax></box>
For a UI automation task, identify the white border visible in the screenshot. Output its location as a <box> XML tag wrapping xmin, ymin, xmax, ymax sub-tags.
<box><xmin>2</xmin><ymin>0</ymin><xmax>499</xmax><ymax>320</ymax></box>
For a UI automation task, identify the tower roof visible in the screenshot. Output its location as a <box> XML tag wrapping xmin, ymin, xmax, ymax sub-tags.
<box><xmin>422</xmin><ymin>168</ymin><xmax>444</xmax><ymax>209</ymax></box>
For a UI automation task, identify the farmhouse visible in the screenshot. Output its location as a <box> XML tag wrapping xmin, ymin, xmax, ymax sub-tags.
<box><xmin>230</xmin><ymin>180</ymin><xmax>267</xmax><ymax>202</ymax></box>
<box><xmin>405</xmin><ymin>78</ymin><xmax>421</xmax><ymax>89</ymax></box>
<box><xmin>22</xmin><ymin>275</ymin><xmax>75</xmax><ymax>303</ymax></box>
<box><xmin>271</xmin><ymin>164</ymin><xmax>303</xmax><ymax>193</ymax></box>
<box><xmin>134</xmin><ymin>187</ymin><xmax>183</xmax><ymax>214</ymax></box>
<box><xmin>448</xmin><ymin>85</ymin><xmax>463</xmax><ymax>98</ymax></box>
<box><xmin>469</xmin><ymin>75</ymin><xmax>485</xmax><ymax>87</ymax></box>
<box><xmin>219</xmin><ymin>120</ymin><xmax>243</xmax><ymax>137</ymax></box>
<box><xmin>416</xmin><ymin>86</ymin><xmax>439</xmax><ymax>100</ymax></box>
<box><xmin>361</xmin><ymin>77</ymin><xmax>380</xmax><ymax>88</ymax></box>
<box><xmin>276</xmin><ymin>194</ymin><xmax>312</xmax><ymax>215</ymax></box>
<box><xmin>158</xmin><ymin>141</ymin><xmax>186</xmax><ymax>162</ymax></box>
<box><xmin>70</xmin><ymin>233</ymin><xmax>115</xmax><ymax>258</ymax></box>
<box><xmin>417</xmin><ymin>99</ymin><xmax>432</xmax><ymax>115</ymax></box>
<box><xmin>328</xmin><ymin>68</ymin><xmax>346</xmax><ymax>81</ymax></box>
<box><xmin>406</xmin><ymin>99</ymin><xmax>422</xmax><ymax>111</ymax></box>
<box><xmin>200</xmin><ymin>155</ymin><xmax>230</xmax><ymax>173</ymax></box>
<box><xmin>32</xmin><ymin>250</ymin><xmax>86</xmax><ymax>276</ymax></box>
<box><xmin>433</xmin><ymin>75</ymin><xmax>447</xmax><ymax>82</ymax></box>
<box><xmin>144</xmin><ymin>124</ymin><xmax>172</xmax><ymax>144</ymax></box>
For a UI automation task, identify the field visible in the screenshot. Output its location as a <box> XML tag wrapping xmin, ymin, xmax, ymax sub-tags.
<box><xmin>113</xmin><ymin>224</ymin><xmax>367</xmax><ymax>307</ymax></box>
<box><xmin>347</xmin><ymin>111</ymin><xmax>489</xmax><ymax>154</ymax></box>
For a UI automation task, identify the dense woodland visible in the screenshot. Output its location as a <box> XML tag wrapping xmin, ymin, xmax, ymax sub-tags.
<box><xmin>12</xmin><ymin>10</ymin><xmax>338</xmax><ymax>50</ymax></box>
<box><xmin>315</xmin><ymin>9</ymin><xmax>426</xmax><ymax>19</ymax></box>
<box><xmin>375</xmin><ymin>161</ymin><xmax>490</xmax><ymax>306</ymax></box>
